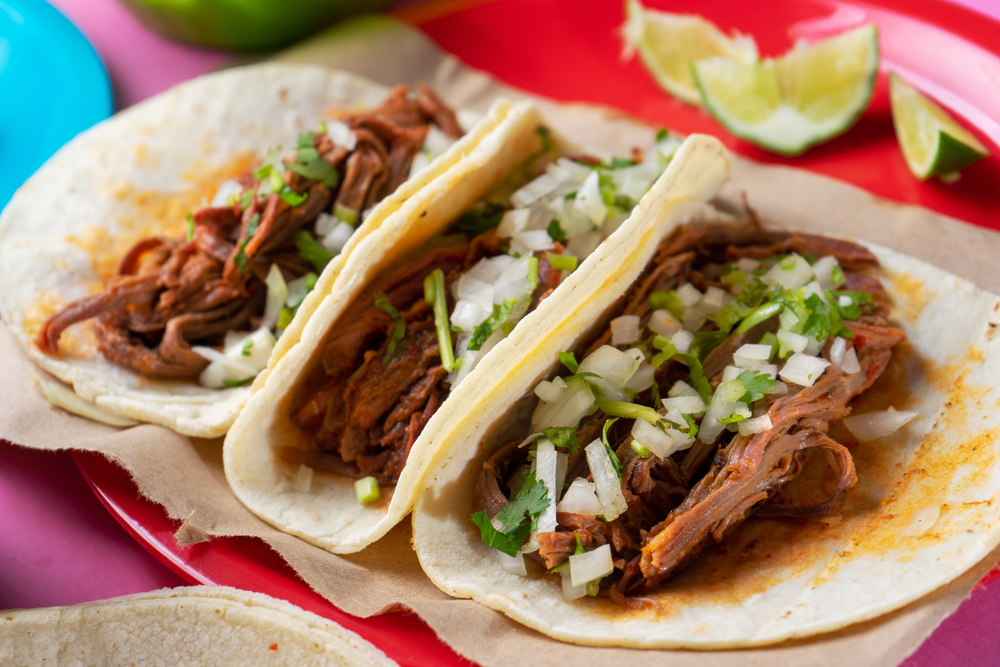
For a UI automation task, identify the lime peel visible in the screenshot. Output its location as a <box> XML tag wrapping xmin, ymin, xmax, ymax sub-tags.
<box><xmin>889</xmin><ymin>72</ymin><xmax>989</xmax><ymax>180</ymax></box>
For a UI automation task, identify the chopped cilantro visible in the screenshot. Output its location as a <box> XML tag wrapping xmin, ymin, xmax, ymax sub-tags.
<box><xmin>630</xmin><ymin>440</ymin><xmax>652</xmax><ymax>457</ymax></box>
<box><xmin>277</xmin><ymin>307</ymin><xmax>295</xmax><ymax>330</ymax></box>
<box><xmin>559</xmin><ymin>351</ymin><xmax>579</xmax><ymax>374</ymax></box>
<box><xmin>223</xmin><ymin>377</ymin><xmax>254</xmax><ymax>387</ymax></box>
<box><xmin>734</xmin><ymin>300</ymin><xmax>783</xmax><ymax>335</ymax></box>
<box><xmin>527</xmin><ymin>256</ymin><xmax>539</xmax><ymax>290</ymax></box>
<box><xmin>374</xmin><ymin>292</ymin><xmax>406</xmax><ymax>363</ymax></box>
<box><xmin>305</xmin><ymin>272</ymin><xmax>318</xmax><ymax>290</ymax></box>
<box><xmin>533</xmin><ymin>426</ymin><xmax>579</xmax><ymax>453</ymax></box>
<box><xmin>241</xmin><ymin>339</ymin><xmax>253</xmax><ymax>356</ymax></box>
<box><xmin>469</xmin><ymin>298</ymin><xmax>515</xmax><ymax>351</ymax></box>
<box><xmin>736</xmin><ymin>369</ymin><xmax>778</xmax><ymax>403</ymax></box>
<box><xmin>457</xmin><ymin>202</ymin><xmax>506</xmax><ymax>239</ymax></box>
<box><xmin>279</xmin><ymin>189</ymin><xmax>307</xmax><ymax>207</ymax></box>
<box><xmin>470</xmin><ymin>471</ymin><xmax>550</xmax><ymax>557</ymax></box>
<box><xmin>601</xmin><ymin>418</ymin><xmax>623</xmax><ymax>477</ymax></box>
<box><xmin>186</xmin><ymin>213</ymin><xmax>194</xmax><ymax>242</ymax></box>
<box><xmin>285</xmin><ymin>132</ymin><xmax>339</xmax><ymax>188</ymax></box>
<box><xmin>681</xmin><ymin>413</ymin><xmax>699</xmax><ymax>439</ymax></box>
<box><xmin>597</xmin><ymin>172</ymin><xmax>617</xmax><ymax>207</ymax></box>
<box><xmin>546</xmin><ymin>252</ymin><xmax>577</xmax><ymax>272</ymax></box>
<box><xmin>674</xmin><ymin>353</ymin><xmax>713</xmax><ymax>402</ymax></box>
<box><xmin>718</xmin><ymin>413</ymin><xmax>748</xmax><ymax>424</ymax></box>
<box><xmin>547</xmin><ymin>218</ymin><xmax>566</xmax><ymax>243</ymax></box>
<box><xmin>656</xmin><ymin>128</ymin><xmax>669</xmax><ymax>142</ymax></box>
<box><xmin>689</xmin><ymin>330</ymin><xmax>729</xmax><ymax>361</ymax></box>
<box><xmin>831</xmin><ymin>265</ymin><xmax>846</xmax><ymax>287</ymax></box>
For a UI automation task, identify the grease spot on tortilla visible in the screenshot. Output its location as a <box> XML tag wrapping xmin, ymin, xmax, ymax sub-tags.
<box><xmin>886</xmin><ymin>270</ymin><xmax>934</xmax><ymax>324</ymax></box>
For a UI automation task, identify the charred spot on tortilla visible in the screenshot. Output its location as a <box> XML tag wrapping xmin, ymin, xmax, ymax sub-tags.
<box><xmin>470</xmin><ymin>220</ymin><xmax>908</xmax><ymax>602</ymax></box>
<box><xmin>34</xmin><ymin>84</ymin><xmax>464</xmax><ymax>389</ymax></box>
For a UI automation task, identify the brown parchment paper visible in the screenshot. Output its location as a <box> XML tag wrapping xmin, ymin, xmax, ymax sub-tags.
<box><xmin>4</xmin><ymin>13</ymin><xmax>1000</xmax><ymax>667</ymax></box>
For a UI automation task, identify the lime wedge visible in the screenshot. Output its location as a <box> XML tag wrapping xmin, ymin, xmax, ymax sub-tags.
<box><xmin>693</xmin><ymin>25</ymin><xmax>879</xmax><ymax>155</ymax></box>
<box><xmin>889</xmin><ymin>73</ymin><xmax>989</xmax><ymax>180</ymax></box>
<box><xmin>622</xmin><ymin>0</ymin><xmax>757</xmax><ymax>105</ymax></box>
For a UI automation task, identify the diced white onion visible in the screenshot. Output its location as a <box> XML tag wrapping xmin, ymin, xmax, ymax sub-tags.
<box><xmin>498</xmin><ymin>549</ymin><xmax>527</xmax><ymax>576</ymax></box>
<box><xmin>802</xmin><ymin>280</ymin><xmax>829</xmax><ymax>305</ymax></box>
<box><xmin>570</xmin><ymin>543</ymin><xmax>613</xmax><ymax>587</ymax></box>
<box><xmin>668</xmin><ymin>380</ymin><xmax>700</xmax><ymax>398</ymax></box>
<box><xmin>813</xmin><ymin>256</ymin><xmax>840</xmax><ymax>289</ymax></box>
<box><xmin>557</xmin><ymin>478</ymin><xmax>602</xmax><ymax>514</ymax></box>
<box><xmin>779</xmin><ymin>352</ymin><xmax>831</xmax><ymax>387</ymax></box>
<box><xmin>493</xmin><ymin>255</ymin><xmax>533</xmax><ymax>305</ymax></box>
<box><xmin>758</xmin><ymin>363</ymin><xmax>778</xmax><ymax>380</ymax></box>
<box><xmin>262</xmin><ymin>264</ymin><xmax>288</xmax><ymax>331</ymax></box>
<box><xmin>661</xmin><ymin>395</ymin><xmax>706</xmax><ymax>414</ymax></box>
<box><xmin>534</xmin><ymin>441</ymin><xmax>559</xmax><ymax>537</ymax></box>
<box><xmin>735</xmin><ymin>258</ymin><xmax>760</xmax><ymax>273</ymax></box>
<box><xmin>535</xmin><ymin>379</ymin><xmax>566</xmax><ymax>404</ymax></box>
<box><xmin>451</xmin><ymin>299</ymin><xmax>487</xmax><ymax>332</ymax></box>
<box><xmin>195</xmin><ymin>327</ymin><xmax>276</xmax><ymax>389</ymax></box>
<box><xmin>631</xmin><ymin>418</ymin><xmax>676</xmax><ymax>458</ymax></box>
<box><xmin>516</xmin><ymin>229</ymin><xmax>554</xmax><ymax>252</ymax></box>
<box><xmin>696</xmin><ymin>286</ymin><xmax>730</xmax><ymax>318</ymax></box>
<box><xmin>465</xmin><ymin>256</ymin><xmax>504</xmax><ymax>284</ymax></box>
<box><xmin>733</xmin><ymin>343</ymin><xmax>772</xmax><ymax>369</ymax></box>
<box><xmin>682</xmin><ymin>310</ymin><xmax>706</xmax><ymax>333</ymax></box>
<box><xmin>699</xmin><ymin>378</ymin><xmax>746</xmax><ymax>443</ymax></box>
<box><xmin>585</xmin><ymin>439</ymin><xmax>628</xmax><ymax>521</ymax></box>
<box><xmin>762</xmin><ymin>253</ymin><xmax>814</xmax><ymax>289</ymax></box>
<box><xmin>326</xmin><ymin>120</ymin><xmax>357</xmax><ymax>150</ymax></box>
<box><xmin>624</xmin><ymin>362</ymin><xmax>655</xmax><ymax>393</ymax></box>
<box><xmin>624</xmin><ymin>347</ymin><xmax>645</xmax><ymax>363</ymax></box>
<box><xmin>829</xmin><ymin>336</ymin><xmax>847</xmax><ymax>368</ymax></box>
<box><xmin>320</xmin><ymin>221</ymin><xmax>354</xmax><ymax>255</ymax></box>
<box><xmin>511</xmin><ymin>173</ymin><xmax>559</xmax><ymax>208</ymax></box>
<box><xmin>292</xmin><ymin>464</ymin><xmax>313</xmax><ymax>493</ymax></box>
<box><xmin>672</xmin><ymin>330</ymin><xmax>694</xmax><ymax>354</ymax></box>
<box><xmin>424</xmin><ymin>125</ymin><xmax>455</xmax><ymax>158</ymax></box>
<box><xmin>721</xmin><ymin>365</ymin><xmax>741</xmax><ymax>383</ymax></box>
<box><xmin>531</xmin><ymin>377</ymin><xmax>596</xmax><ymax>431</ymax></box>
<box><xmin>610</xmin><ymin>315</ymin><xmax>641</xmax><ymax>346</ymax></box>
<box><xmin>565</xmin><ymin>230</ymin><xmax>603</xmax><ymax>260</ymax></box>
<box><xmin>574</xmin><ymin>170</ymin><xmax>607</xmax><ymax>225</ymax></box>
<box><xmin>843</xmin><ymin>407</ymin><xmax>918</xmax><ymax>441</ymax></box>
<box><xmin>315</xmin><ymin>212</ymin><xmax>338</xmax><ymax>237</ymax></box>
<box><xmin>562</xmin><ymin>570</ymin><xmax>588</xmax><ymax>601</ymax></box>
<box><xmin>497</xmin><ymin>208</ymin><xmax>530</xmax><ymax>237</ymax></box>
<box><xmin>285</xmin><ymin>275</ymin><xmax>312</xmax><ymax>310</ymax></box>
<box><xmin>648</xmin><ymin>310</ymin><xmax>682</xmax><ymax>337</ymax></box>
<box><xmin>675</xmin><ymin>283</ymin><xmax>702</xmax><ymax>308</ymax></box>
<box><xmin>777</xmin><ymin>328</ymin><xmax>808</xmax><ymax>355</ymax></box>
<box><xmin>738</xmin><ymin>414</ymin><xmax>773</xmax><ymax>436</ymax></box>
<box><xmin>210</xmin><ymin>179</ymin><xmax>244</xmax><ymax>207</ymax></box>
<box><xmin>839</xmin><ymin>295</ymin><xmax>854</xmax><ymax>307</ymax></box>
<box><xmin>547</xmin><ymin>158</ymin><xmax>593</xmax><ymax>184</ymax></box>
<box><xmin>579</xmin><ymin>345</ymin><xmax>640</xmax><ymax>388</ymax></box>
<box><xmin>842</xmin><ymin>347</ymin><xmax>861</xmax><ymax>374</ymax></box>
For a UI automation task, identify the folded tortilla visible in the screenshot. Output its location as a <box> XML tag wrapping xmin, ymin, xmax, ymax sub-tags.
<box><xmin>222</xmin><ymin>101</ymin><xmax>696</xmax><ymax>553</ymax></box>
<box><xmin>0</xmin><ymin>586</ymin><xmax>396</xmax><ymax>666</ymax></box>
<box><xmin>410</xmin><ymin>135</ymin><xmax>1000</xmax><ymax>648</ymax></box>
<box><xmin>0</xmin><ymin>64</ymin><xmax>508</xmax><ymax>437</ymax></box>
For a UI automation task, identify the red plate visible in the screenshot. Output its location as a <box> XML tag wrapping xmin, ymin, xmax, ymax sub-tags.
<box><xmin>74</xmin><ymin>0</ymin><xmax>1000</xmax><ymax>665</ymax></box>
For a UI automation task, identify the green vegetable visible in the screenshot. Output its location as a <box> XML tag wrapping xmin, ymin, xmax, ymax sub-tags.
<box><xmin>534</xmin><ymin>426</ymin><xmax>579</xmax><ymax>453</ymax></box>
<box><xmin>295</xmin><ymin>230</ymin><xmax>334</xmax><ymax>272</ymax></box>
<box><xmin>457</xmin><ymin>202</ymin><xmax>506</xmax><ymax>239</ymax></box>
<box><xmin>559</xmin><ymin>351</ymin><xmax>580</xmax><ymax>374</ymax></box>
<box><xmin>469</xmin><ymin>298</ymin><xmax>515</xmax><ymax>351</ymax></box>
<box><xmin>354</xmin><ymin>476</ymin><xmax>381</xmax><ymax>504</ymax></box>
<box><xmin>233</xmin><ymin>213</ymin><xmax>260</xmax><ymax>274</ymax></box>
<box><xmin>277</xmin><ymin>307</ymin><xmax>295</xmax><ymax>330</ymax></box>
<box><xmin>285</xmin><ymin>132</ymin><xmax>339</xmax><ymax>188</ymax></box>
<box><xmin>241</xmin><ymin>339</ymin><xmax>253</xmax><ymax>356</ymax></box>
<box><xmin>649</xmin><ymin>290</ymin><xmax>684</xmax><ymax>320</ymax></box>
<box><xmin>681</xmin><ymin>413</ymin><xmax>699</xmax><ymax>439</ymax></box>
<box><xmin>735</xmin><ymin>300</ymin><xmax>783</xmax><ymax>335</ymax></box>
<box><xmin>828</xmin><ymin>290</ymin><xmax>874</xmax><ymax>321</ymax></box>
<box><xmin>631</xmin><ymin>440</ymin><xmax>652</xmax><ymax>457</ymax></box>
<box><xmin>598</xmin><ymin>172</ymin><xmax>617</xmax><ymax>207</ymax></box>
<box><xmin>527</xmin><ymin>256</ymin><xmax>539</xmax><ymax>290</ymax></box>
<box><xmin>595</xmin><ymin>398</ymin><xmax>661</xmax><ymax>426</ymax></box>
<box><xmin>519</xmin><ymin>125</ymin><xmax>556</xmax><ymax>180</ymax></box>
<box><xmin>279</xmin><ymin>189</ymin><xmax>307</xmax><ymax>207</ymax></box>
<box><xmin>716</xmin><ymin>300</ymin><xmax>752</xmax><ymax>333</ymax></box>
<box><xmin>305</xmin><ymin>272</ymin><xmax>318</xmax><ymax>290</ymax></box>
<box><xmin>721</xmin><ymin>268</ymin><xmax>747</xmax><ymax>286</ymax></box>
<box><xmin>374</xmin><ymin>292</ymin><xmax>406</xmax><ymax>363</ymax></box>
<box><xmin>656</xmin><ymin>128</ymin><xmax>669</xmax><ymax>142</ymax></box>
<box><xmin>223</xmin><ymin>377</ymin><xmax>254</xmax><ymax>388</ymax></box>
<box><xmin>551</xmin><ymin>533</ymin><xmax>587</xmax><ymax>574</ymax></box>
<box><xmin>334</xmin><ymin>203</ymin><xmax>358</xmax><ymax>225</ymax></box>
<box><xmin>601</xmin><ymin>418</ymin><xmax>623</xmax><ymax>477</ymax></box>
<box><xmin>424</xmin><ymin>269</ymin><xmax>456</xmax><ymax>372</ymax></box>
<box><xmin>547</xmin><ymin>219</ymin><xmax>566</xmax><ymax>243</ymax></box>
<box><xmin>735</xmin><ymin>369</ymin><xmax>778</xmax><ymax>403</ymax></box>
<box><xmin>186</xmin><ymin>213</ymin><xmax>194</xmax><ymax>242</ymax></box>
<box><xmin>674</xmin><ymin>353</ymin><xmax>713</xmax><ymax>402</ymax></box>
<box><xmin>470</xmin><ymin>471</ymin><xmax>550</xmax><ymax>557</ymax></box>
<box><xmin>651</xmin><ymin>341</ymin><xmax>677</xmax><ymax>369</ymax></box>
<box><xmin>831</xmin><ymin>265</ymin><xmax>846</xmax><ymax>287</ymax></box>
<box><xmin>689</xmin><ymin>330</ymin><xmax>729</xmax><ymax>361</ymax></box>
<box><xmin>718</xmin><ymin>413</ymin><xmax>748</xmax><ymax>424</ymax></box>
<box><xmin>546</xmin><ymin>252</ymin><xmax>578</xmax><ymax>272</ymax></box>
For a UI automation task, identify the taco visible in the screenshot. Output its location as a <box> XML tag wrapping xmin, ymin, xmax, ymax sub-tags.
<box><xmin>0</xmin><ymin>64</ymin><xmax>507</xmax><ymax>437</ymax></box>
<box><xmin>0</xmin><ymin>586</ymin><xmax>397</xmax><ymax>667</ymax></box>
<box><xmin>411</xmin><ymin>134</ymin><xmax>1000</xmax><ymax>648</ymax></box>
<box><xmin>223</xmin><ymin>101</ymin><xmax>687</xmax><ymax>553</ymax></box>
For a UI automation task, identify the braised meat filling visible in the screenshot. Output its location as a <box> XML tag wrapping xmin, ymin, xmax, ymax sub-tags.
<box><xmin>37</xmin><ymin>85</ymin><xmax>462</xmax><ymax>381</ymax></box>
<box><xmin>472</xmin><ymin>221</ymin><xmax>906</xmax><ymax>603</ymax></box>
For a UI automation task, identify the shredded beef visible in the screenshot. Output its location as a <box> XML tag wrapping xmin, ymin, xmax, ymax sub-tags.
<box><xmin>37</xmin><ymin>85</ymin><xmax>463</xmax><ymax>379</ymax></box>
<box><xmin>475</xmin><ymin>221</ymin><xmax>905</xmax><ymax>600</ymax></box>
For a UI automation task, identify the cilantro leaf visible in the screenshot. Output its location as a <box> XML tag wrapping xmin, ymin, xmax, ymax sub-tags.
<box><xmin>534</xmin><ymin>426</ymin><xmax>579</xmax><ymax>453</ymax></box>
<box><xmin>689</xmin><ymin>330</ymin><xmax>729</xmax><ymax>361</ymax></box>
<box><xmin>656</xmin><ymin>128</ymin><xmax>669</xmax><ymax>142</ymax></box>
<box><xmin>547</xmin><ymin>218</ymin><xmax>566</xmax><ymax>243</ymax></box>
<box><xmin>675</xmin><ymin>353</ymin><xmax>713</xmax><ymax>402</ymax></box>
<box><xmin>736</xmin><ymin>279</ymin><xmax>769</xmax><ymax>308</ymax></box>
<box><xmin>470</xmin><ymin>471</ymin><xmax>551</xmax><ymax>557</ymax></box>
<box><xmin>681</xmin><ymin>413</ymin><xmax>699</xmax><ymax>439</ymax></box>
<box><xmin>736</xmin><ymin>369</ymin><xmax>778</xmax><ymax>403</ymax></box>
<box><xmin>374</xmin><ymin>292</ymin><xmax>406</xmax><ymax>363</ymax></box>
<box><xmin>718</xmin><ymin>413</ymin><xmax>747</xmax><ymax>424</ymax></box>
<box><xmin>457</xmin><ymin>202</ymin><xmax>506</xmax><ymax>239</ymax></box>
<box><xmin>559</xmin><ymin>351</ymin><xmax>579</xmax><ymax>374</ymax></box>
<box><xmin>469</xmin><ymin>298</ymin><xmax>515</xmax><ymax>351</ymax></box>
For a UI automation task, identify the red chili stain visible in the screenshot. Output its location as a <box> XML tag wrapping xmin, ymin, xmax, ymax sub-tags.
<box><xmin>270</xmin><ymin>644</ymin><xmax>278</xmax><ymax>651</ymax></box>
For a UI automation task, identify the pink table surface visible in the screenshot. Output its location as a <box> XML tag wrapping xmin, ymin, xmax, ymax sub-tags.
<box><xmin>3</xmin><ymin>1</ymin><xmax>1000</xmax><ymax>665</ymax></box>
